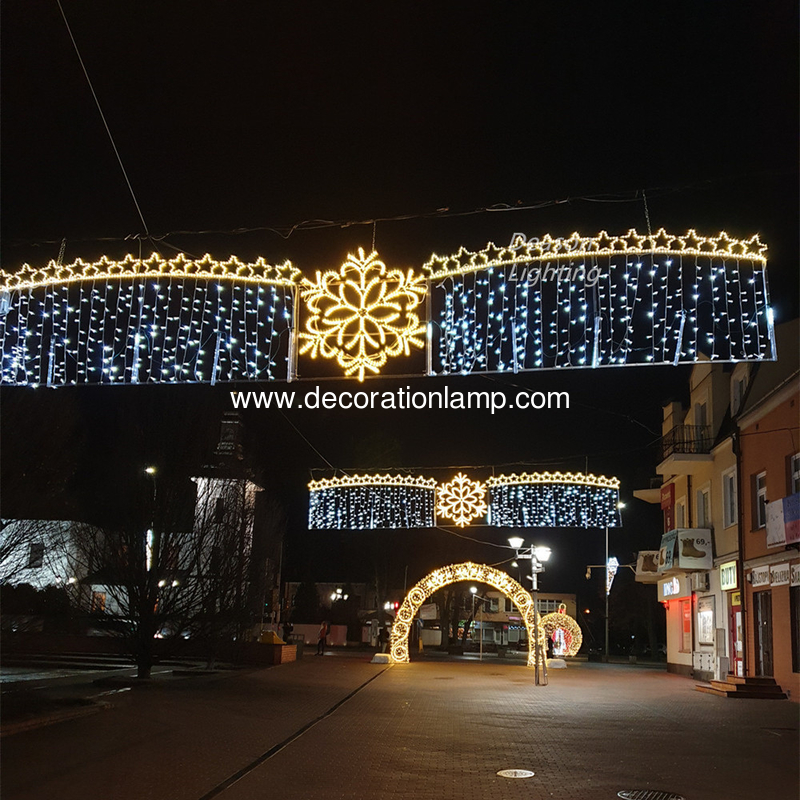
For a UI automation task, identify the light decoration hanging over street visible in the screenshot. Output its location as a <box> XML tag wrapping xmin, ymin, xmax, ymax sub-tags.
<box><xmin>425</xmin><ymin>228</ymin><xmax>773</xmax><ymax>376</ymax></box>
<box><xmin>389</xmin><ymin>561</ymin><xmax>546</xmax><ymax>667</ymax></box>
<box><xmin>299</xmin><ymin>248</ymin><xmax>427</xmax><ymax>382</ymax></box>
<box><xmin>435</xmin><ymin>473</ymin><xmax>487</xmax><ymax>527</ymax></box>
<box><xmin>307</xmin><ymin>474</ymin><xmax>437</xmax><ymax>530</ymax></box>
<box><xmin>487</xmin><ymin>472</ymin><xmax>621</xmax><ymax>528</ymax></box>
<box><xmin>307</xmin><ymin>470</ymin><xmax>620</xmax><ymax>530</ymax></box>
<box><xmin>606</xmin><ymin>556</ymin><xmax>620</xmax><ymax>595</ymax></box>
<box><xmin>540</xmin><ymin>605</ymin><xmax>583</xmax><ymax>657</ymax></box>
<box><xmin>0</xmin><ymin>254</ymin><xmax>297</xmax><ymax>386</ymax></box>
<box><xmin>0</xmin><ymin>229</ymin><xmax>775</xmax><ymax>386</ymax></box>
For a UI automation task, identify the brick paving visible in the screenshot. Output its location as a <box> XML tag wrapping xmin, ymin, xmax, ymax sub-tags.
<box><xmin>2</xmin><ymin>653</ymin><xmax>797</xmax><ymax>800</ymax></box>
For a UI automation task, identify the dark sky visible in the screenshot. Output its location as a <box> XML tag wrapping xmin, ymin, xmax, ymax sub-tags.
<box><xmin>1</xmin><ymin>2</ymin><xmax>798</xmax><ymax>601</ymax></box>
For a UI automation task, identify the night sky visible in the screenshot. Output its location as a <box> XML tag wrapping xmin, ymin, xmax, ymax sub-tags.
<box><xmin>1</xmin><ymin>2</ymin><xmax>797</xmax><ymax>619</ymax></box>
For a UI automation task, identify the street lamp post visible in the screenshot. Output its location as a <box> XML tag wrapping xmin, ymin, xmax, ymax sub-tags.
<box><xmin>509</xmin><ymin>537</ymin><xmax>551</xmax><ymax>686</ymax></box>
<box><xmin>469</xmin><ymin>586</ymin><xmax>490</xmax><ymax>661</ymax></box>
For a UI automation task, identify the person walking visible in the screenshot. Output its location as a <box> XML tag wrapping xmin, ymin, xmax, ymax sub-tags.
<box><xmin>316</xmin><ymin>620</ymin><xmax>328</xmax><ymax>655</ymax></box>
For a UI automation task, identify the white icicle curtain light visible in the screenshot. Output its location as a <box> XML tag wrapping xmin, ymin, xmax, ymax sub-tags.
<box><xmin>0</xmin><ymin>229</ymin><xmax>774</xmax><ymax>386</ymax></box>
<box><xmin>307</xmin><ymin>470</ymin><xmax>621</xmax><ymax>530</ymax></box>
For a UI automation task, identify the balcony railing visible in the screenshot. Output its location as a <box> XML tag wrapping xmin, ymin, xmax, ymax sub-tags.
<box><xmin>661</xmin><ymin>424</ymin><xmax>713</xmax><ymax>460</ymax></box>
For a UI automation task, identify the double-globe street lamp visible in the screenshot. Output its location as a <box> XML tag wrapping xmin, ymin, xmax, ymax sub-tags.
<box><xmin>508</xmin><ymin>536</ymin><xmax>551</xmax><ymax>686</ymax></box>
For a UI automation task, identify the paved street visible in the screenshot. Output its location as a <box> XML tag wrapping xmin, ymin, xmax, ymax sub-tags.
<box><xmin>2</xmin><ymin>653</ymin><xmax>797</xmax><ymax>800</ymax></box>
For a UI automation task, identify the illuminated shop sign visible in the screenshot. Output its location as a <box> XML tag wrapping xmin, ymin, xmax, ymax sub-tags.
<box><xmin>719</xmin><ymin>560</ymin><xmax>738</xmax><ymax>592</ymax></box>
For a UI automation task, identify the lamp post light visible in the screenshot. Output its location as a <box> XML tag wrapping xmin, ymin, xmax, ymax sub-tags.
<box><xmin>509</xmin><ymin>537</ymin><xmax>551</xmax><ymax>686</ymax></box>
<box><xmin>144</xmin><ymin>466</ymin><xmax>157</xmax><ymax>573</ymax></box>
<box><xmin>469</xmin><ymin>586</ymin><xmax>491</xmax><ymax>661</ymax></box>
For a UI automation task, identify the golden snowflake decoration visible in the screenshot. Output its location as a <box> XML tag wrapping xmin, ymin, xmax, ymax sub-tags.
<box><xmin>298</xmin><ymin>249</ymin><xmax>427</xmax><ymax>382</ymax></box>
<box><xmin>436</xmin><ymin>473</ymin><xmax>487</xmax><ymax>527</ymax></box>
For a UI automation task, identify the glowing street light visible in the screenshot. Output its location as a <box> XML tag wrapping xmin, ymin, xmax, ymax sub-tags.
<box><xmin>509</xmin><ymin>537</ymin><xmax>551</xmax><ymax>685</ymax></box>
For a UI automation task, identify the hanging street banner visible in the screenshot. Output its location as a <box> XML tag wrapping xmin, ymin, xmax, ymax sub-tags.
<box><xmin>0</xmin><ymin>228</ymin><xmax>774</xmax><ymax>387</ymax></box>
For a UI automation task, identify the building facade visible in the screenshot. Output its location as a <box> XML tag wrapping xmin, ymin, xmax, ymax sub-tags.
<box><xmin>635</xmin><ymin>319</ymin><xmax>799</xmax><ymax>696</ymax></box>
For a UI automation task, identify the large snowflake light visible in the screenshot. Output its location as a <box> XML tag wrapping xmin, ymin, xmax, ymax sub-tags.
<box><xmin>298</xmin><ymin>249</ymin><xmax>427</xmax><ymax>381</ymax></box>
<box><xmin>436</xmin><ymin>473</ymin><xmax>487</xmax><ymax>527</ymax></box>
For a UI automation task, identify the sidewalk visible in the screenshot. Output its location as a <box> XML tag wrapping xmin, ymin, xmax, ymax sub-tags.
<box><xmin>2</xmin><ymin>652</ymin><xmax>797</xmax><ymax>800</ymax></box>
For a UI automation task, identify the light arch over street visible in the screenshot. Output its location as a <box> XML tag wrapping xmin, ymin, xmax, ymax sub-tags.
<box><xmin>389</xmin><ymin>561</ymin><xmax>544</xmax><ymax>667</ymax></box>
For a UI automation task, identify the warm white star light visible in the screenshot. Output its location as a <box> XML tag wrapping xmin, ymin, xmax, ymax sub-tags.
<box><xmin>298</xmin><ymin>248</ymin><xmax>427</xmax><ymax>382</ymax></box>
<box><xmin>436</xmin><ymin>473</ymin><xmax>487</xmax><ymax>527</ymax></box>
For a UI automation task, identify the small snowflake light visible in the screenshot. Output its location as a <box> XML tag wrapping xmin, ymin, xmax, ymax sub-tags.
<box><xmin>436</xmin><ymin>473</ymin><xmax>487</xmax><ymax>527</ymax></box>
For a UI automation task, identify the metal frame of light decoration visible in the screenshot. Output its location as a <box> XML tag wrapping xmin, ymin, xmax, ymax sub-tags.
<box><xmin>389</xmin><ymin>562</ymin><xmax>546</xmax><ymax>667</ymax></box>
<box><xmin>0</xmin><ymin>229</ymin><xmax>775</xmax><ymax>386</ymax></box>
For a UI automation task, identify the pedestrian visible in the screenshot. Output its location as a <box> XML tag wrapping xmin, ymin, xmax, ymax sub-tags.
<box><xmin>316</xmin><ymin>620</ymin><xmax>328</xmax><ymax>655</ymax></box>
<box><xmin>282</xmin><ymin>620</ymin><xmax>293</xmax><ymax>642</ymax></box>
<box><xmin>379</xmin><ymin>625</ymin><xmax>389</xmax><ymax>653</ymax></box>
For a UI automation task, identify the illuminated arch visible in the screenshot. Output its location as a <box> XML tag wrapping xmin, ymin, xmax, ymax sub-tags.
<box><xmin>541</xmin><ymin>609</ymin><xmax>583</xmax><ymax>657</ymax></box>
<box><xmin>389</xmin><ymin>561</ymin><xmax>545</xmax><ymax>667</ymax></box>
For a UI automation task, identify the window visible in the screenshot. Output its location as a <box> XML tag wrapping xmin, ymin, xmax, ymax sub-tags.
<box><xmin>694</xmin><ymin>401</ymin><xmax>708</xmax><ymax>429</ymax></box>
<box><xmin>791</xmin><ymin>453</ymin><xmax>800</xmax><ymax>495</ymax></box>
<box><xmin>676</xmin><ymin>500</ymin><xmax>686</xmax><ymax>529</ymax></box>
<box><xmin>696</xmin><ymin>488</ymin><xmax>711</xmax><ymax>528</ymax></box>
<box><xmin>27</xmin><ymin>542</ymin><xmax>44</xmax><ymax>568</ymax></box>
<box><xmin>754</xmin><ymin>472</ymin><xmax>767</xmax><ymax>529</ymax></box>
<box><xmin>722</xmin><ymin>468</ymin><xmax>737</xmax><ymax>528</ymax></box>
<box><xmin>504</xmin><ymin>597</ymin><xmax>513</xmax><ymax>612</ymax></box>
<box><xmin>91</xmin><ymin>591</ymin><xmax>106</xmax><ymax>613</ymax></box>
<box><xmin>488</xmin><ymin>597</ymin><xmax>499</xmax><ymax>613</ymax></box>
<box><xmin>732</xmin><ymin>378</ymin><xmax>746</xmax><ymax>415</ymax></box>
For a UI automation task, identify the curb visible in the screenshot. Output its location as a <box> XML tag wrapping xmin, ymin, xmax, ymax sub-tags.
<box><xmin>1</xmin><ymin>700</ymin><xmax>110</xmax><ymax>738</ymax></box>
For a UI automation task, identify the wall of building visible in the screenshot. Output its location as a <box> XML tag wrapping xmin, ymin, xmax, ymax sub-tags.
<box><xmin>740</xmin><ymin>378</ymin><xmax>800</xmax><ymax>699</ymax></box>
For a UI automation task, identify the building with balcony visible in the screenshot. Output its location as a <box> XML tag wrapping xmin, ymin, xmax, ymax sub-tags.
<box><xmin>635</xmin><ymin>319</ymin><xmax>799</xmax><ymax>697</ymax></box>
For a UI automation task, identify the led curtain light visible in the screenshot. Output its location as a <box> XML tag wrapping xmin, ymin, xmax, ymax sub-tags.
<box><xmin>487</xmin><ymin>472</ymin><xmax>621</xmax><ymax>528</ymax></box>
<box><xmin>1</xmin><ymin>230</ymin><xmax>773</xmax><ymax>386</ymax></box>
<box><xmin>307</xmin><ymin>474</ymin><xmax>437</xmax><ymax>530</ymax></box>
<box><xmin>389</xmin><ymin>561</ymin><xmax>546</xmax><ymax>667</ymax></box>
<box><xmin>0</xmin><ymin>254</ymin><xmax>299</xmax><ymax>386</ymax></box>
<box><xmin>308</xmin><ymin>470</ymin><xmax>620</xmax><ymax>530</ymax></box>
<box><xmin>425</xmin><ymin>229</ymin><xmax>773</xmax><ymax>375</ymax></box>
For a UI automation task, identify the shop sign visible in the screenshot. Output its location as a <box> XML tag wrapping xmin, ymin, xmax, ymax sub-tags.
<box><xmin>750</xmin><ymin>566</ymin><xmax>770</xmax><ymax>587</ymax></box>
<box><xmin>766</xmin><ymin>492</ymin><xmax>800</xmax><ymax>548</ymax></box>
<box><xmin>791</xmin><ymin>564</ymin><xmax>800</xmax><ymax>587</ymax></box>
<box><xmin>635</xmin><ymin>550</ymin><xmax>661</xmax><ymax>583</ymax></box>
<box><xmin>770</xmin><ymin>563</ymin><xmax>790</xmax><ymax>586</ymax></box>
<box><xmin>731</xmin><ymin>591</ymin><xmax>741</xmax><ymax>606</ymax></box>
<box><xmin>719</xmin><ymin>560</ymin><xmax>738</xmax><ymax>591</ymax></box>
<box><xmin>419</xmin><ymin>603</ymin><xmax>438</xmax><ymax>620</ymax></box>
<box><xmin>659</xmin><ymin>575</ymin><xmax>689</xmax><ymax>600</ymax></box>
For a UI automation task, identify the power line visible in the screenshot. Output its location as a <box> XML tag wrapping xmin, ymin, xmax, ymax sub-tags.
<box><xmin>56</xmin><ymin>0</ymin><xmax>150</xmax><ymax>237</ymax></box>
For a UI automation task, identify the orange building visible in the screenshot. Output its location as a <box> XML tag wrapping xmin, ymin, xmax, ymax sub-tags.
<box><xmin>739</xmin><ymin>320</ymin><xmax>800</xmax><ymax>699</ymax></box>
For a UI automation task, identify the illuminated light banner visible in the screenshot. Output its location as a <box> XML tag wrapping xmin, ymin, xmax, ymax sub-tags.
<box><xmin>487</xmin><ymin>472</ymin><xmax>621</xmax><ymax>528</ymax></box>
<box><xmin>0</xmin><ymin>255</ymin><xmax>299</xmax><ymax>386</ymax></box>
<box><xmin>0</xmin><ymin>229</ymin><xmax>774</xmax><ymax>386</ymax></box>
<box><xmin>308</xmin><ymin>470</ymin><xmax>620</xmax><ymax>530</ymax></box>
<box><xmin>427</xmin><ymin>229</ymin><xmax>773</xmax><ymax>375</ymax></box>
<box><xmin>307</xmin><ymin>474</ymin><xmax>437</xmax><ymax>530</ymax></box>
